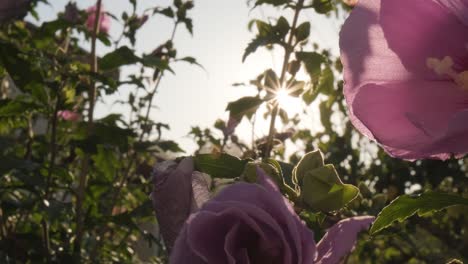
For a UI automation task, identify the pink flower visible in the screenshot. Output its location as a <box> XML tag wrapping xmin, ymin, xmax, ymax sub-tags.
<box><xmin>57</xmin><ymin>110</ymin><xmax>80</xmax><ymax>122</ymax></box>
<box><xmin>86</xmin><ymin>4</ymin><xmax>111</xmax><ymax>34</ymax></box>
<box><xmin>170</xmin><ymin>168</ymin><xmax>374</xmax><ymax>263</ymax></box>
<box><xmin>340</xmin><ymin>0</ymin><xmax>468</xmax><ymax>160</ymax></box>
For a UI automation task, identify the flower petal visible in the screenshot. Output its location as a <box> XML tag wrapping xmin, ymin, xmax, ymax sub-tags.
<box><xmin>433</xmin><ymin>0</ymin><xmax>468</xmax><ymax>26</ymax></box>
<box><xmin>190</xmin><ymin>171</ymin><xmax>211</xmax><ymax>211</ymax></box>
<box><xmin>350</xmin><ymin>80</ymin><xmax>468</xmax><ymax>159</ymax></box>
<box><xmin>340</xmin><ymin>0</ymin><xmax>412</xmax><ymax>90</ymax></box>
<box><xmin>380</xmin><ymin>0</ymin><xmax>468</xmax><ymax>77</ymax></box>
<box><xmin>151</xmin><ymin>158</ymin><xmax>194</xmax><ymax>252</ymax></box>
<box><xmin>315</xmin><ymin>216</ymin><xmax>374</xmax><ymax>264</ymax></box>
<box><xmin>171</xmin><ymin>180</ymin><xmax>316</xmax><ymax>264</ymax></box>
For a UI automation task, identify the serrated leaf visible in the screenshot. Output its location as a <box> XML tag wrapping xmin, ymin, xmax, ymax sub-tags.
<box><xmin>243</xmin><ymin>21</ymin><xmax>283</xmax><ymax>62</ymax></box>
<box><xmin>370</xmin><ymin>191</ymin><xmax>468</xmax><ymax>234</ymax></box>
<box><xmin>194</xmin><ymin>153</ymin><xmax>248</xmax><ymax>178</ymax></box>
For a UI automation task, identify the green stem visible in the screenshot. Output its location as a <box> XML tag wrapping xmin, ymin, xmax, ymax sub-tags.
<box><xmin>263</xmin><ymin>0</ymin><xmax>304</xmax><ymax>158</ymax></box>
<box><xmin>74</xmin><ymin>0</ymin><xmax>102</xmax><ymax>258</ymax></box>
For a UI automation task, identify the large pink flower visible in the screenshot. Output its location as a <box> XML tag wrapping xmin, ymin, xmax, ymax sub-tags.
<box><xmin>86</xmin><ymin>4</ymin><xmax>111</xmax><ymax>34</ymax></box>
<box><xmin>340</xmin><ymin>0</ymin><xmax>468</xmax><ymax>160</ymax></box>
<box><xmin>170</xmin><ymin>168</ymin><xmax>374</xmax><ymax>264</ymax></box>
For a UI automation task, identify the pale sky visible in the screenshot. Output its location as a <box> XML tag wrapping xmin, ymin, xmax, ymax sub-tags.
<box><xmin>34</xmin><ymin>0</ymin><xmax>343</xmax><ymax>153</ymax></box>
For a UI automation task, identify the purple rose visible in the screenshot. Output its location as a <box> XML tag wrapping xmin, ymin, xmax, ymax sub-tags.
<box><xmin>0</xmin><ymin>0</ymin><xmax>30</xmax><ymax>23</ymax></box>
<box><xmin>151</xmin><ymin>158</ymin><xmax>211</xmax><ymax>252</ymax></box>
<box><xmin>170</xmin><ymin>168</ymin><xmax>374</xmax><ymax>263</ymax></box>
<box><xmin>340</xmin><ymin>0</ymin><xmax>468</xmax><ymax>160</ymax></box>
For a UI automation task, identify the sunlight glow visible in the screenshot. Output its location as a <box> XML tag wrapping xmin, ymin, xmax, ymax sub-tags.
<box><xmin>275</xmin><ymin>88</ymin><xmax>302</xmax><ymax>116</ymax></box>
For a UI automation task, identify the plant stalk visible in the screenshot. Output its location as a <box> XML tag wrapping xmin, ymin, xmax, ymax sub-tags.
<box><xmin>263</xmin><ymin>0</ymin><xmax>304</xmax><ymax>158</ymax></box>
<box><xmin>74</xmin><ymin>0</ymin><xmax>102</xmax><ymax>258</ymax></box>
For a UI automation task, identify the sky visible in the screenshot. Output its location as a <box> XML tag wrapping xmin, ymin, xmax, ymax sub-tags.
<box><xmin>34</xmin><ymin>0</ymin><xmax>343</xmax><ymax>153</ymax></box>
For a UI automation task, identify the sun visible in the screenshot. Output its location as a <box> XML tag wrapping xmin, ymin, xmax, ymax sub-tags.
<box><xmin>274</xmin><ymin>88</ymin><xmax>302</xmax><ymax>115</ymax></box>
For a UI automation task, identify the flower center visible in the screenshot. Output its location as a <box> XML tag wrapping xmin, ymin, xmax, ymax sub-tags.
<box><xmin>427</xmin><ymin>56</ymin><xmax>468</xmax><ymax>91</ymax></box>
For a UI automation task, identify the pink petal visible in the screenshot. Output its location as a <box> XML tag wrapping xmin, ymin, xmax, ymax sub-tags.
<box><xmin>151</xmin><ymin>158</ymin><xmax>194</xmax><ymax>252</ymax></box>
<box><xmin>86</xmin><ymin>5</ymin><xmax>111</xmax><ymax>34</ymax></box>
<box><xmin>380</xmin><ymin>0</ymin><xmax>468</xmax><ymax>78</ymax></box>
<box><xmin>190</xmin><ymin>171</ymin><xmax>211</xmax><ymax>211</ymax></box>
<box><xmin>315</xmin><ymin>216</ymin><xmax>374</xmax><ymax>264</ymax></box>
<box><xmin>340</xmin><ymin>0</ymin><xmax>413</xmax><ymax>90</ymax></box>
<box><xmin>351</xmin><ymin>80</ymin><xmax>468</xmax><ymax>159</ymax></box>
<box><xmin>433</xmin><ymin>0</ymin><xmax>468</xmax><ymax>26</ymax></box>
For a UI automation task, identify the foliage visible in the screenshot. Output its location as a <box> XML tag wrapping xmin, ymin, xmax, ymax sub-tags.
<box><xmin>0</xmin><ymin>0</ymin><xmax>196</xmax><ymax>262</ymax></box>
<box><xmin>0</xmin><ymin>0</ymin><xmax>467</xmax><ymax>263</ymax></box>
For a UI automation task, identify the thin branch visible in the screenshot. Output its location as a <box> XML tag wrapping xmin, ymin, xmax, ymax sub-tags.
<box><xmin>264</xmin><ymin>0</ymin><xmax>304</xmax><ymax>158</ymax></box>
<box><xmin>74</xmin><ymin>0</ymin><xmax>102</xmax><ymax>258</ymax></box>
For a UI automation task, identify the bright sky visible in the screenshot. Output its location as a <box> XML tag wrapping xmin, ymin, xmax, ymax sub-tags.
<box><xmin>34</xmin><ymin>0</ymin><xmax>343</xmax><ymax>154</ymax></box>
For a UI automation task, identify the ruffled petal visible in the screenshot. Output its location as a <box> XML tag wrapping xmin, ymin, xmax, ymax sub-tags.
<box><xmin>315</xmin><ymin>216</ymin><xmax>374</xmax><ymax>264</ymax></box>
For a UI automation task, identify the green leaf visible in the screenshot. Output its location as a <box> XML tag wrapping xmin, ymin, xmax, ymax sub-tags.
<box><xmin>0</xmin><ymin>41</ymin><xmax>43</xmax><ymax>91</ymax></box>
<box><xmin>254</xmin><ymin>0</ymin><xmax>289</xmax><ymax>7</ymax></box>
<box><xmin>296</xmin><ymin>51</ymin><xmax>326</xmax><ymax>80</ymax></box>
<box><xmin>92</xmin><ymin>145</ymin><xmax>120</xmax><ymax>180</ymax></box>
<box><xmin>370</xmin><ymin>191</ymin><xmax>468</xmax><ymax>234</ymax></box>
<box><xmin>194</xmin><ymin>153</ymin><xmax>248</xmax><ymax>178</ymax></box>
<box><xmin>177</xmin><ymin>56</ymin><xmax>204</xmax><ymax>70</ymax></box>
<box><xmin>312</xmin><ymin>0</ymin><xmax>333</xmax><ymax>14</ymax></box>
<box><xmin>264</xmin><ymin>69</ymin><xmax>279</xmax><ymax>92</ymax></box>
<box><xmin>154</xmin><ymin>140</ymin><xmax>184</xmax><ymax>153</ymax></box>
<box><xmin>300</xmin><ymin>164</ymin><xmax>359</xmax><ymax>212</ymax></box>
<box><xmin>275</xmin><ymin>17</ymin><xmax>290</xmax><ymax>38</ymax></box>
<box><xmin>316</xmin><ymin>66</ymin><xmax>334</xmax><ymax>95</ymax></box>
<box><xmin>302</xmin><ymin>84</ymin><xmax>319</xmax><ymax>105</ymax></box>
<box><xmin>154</xmin><ymin>7</ymin><xmax>174</xmax><ymax>18</ymax></box>
<box><xmin>277</xmin><ymin>161</ymin><xmax>295</xmax><ymax>187</ymax></box>
<box><xmin>295</xmin><ymin>22</ymin><xmax>310</xmax><ymax>42</ymax></box>
<box><xmin>226</xmin><ymin>96</ymin><xmax>264</xmax><ymax>121</ymax></box>
<box><xmin>293</xmin><ymin>150</ymin><xmax>324</xmax><ymax>185</ymax></box>
<box><xmin>99</xmin><ymin>46</ymin><xmax>141</xmax><ymax>71</ymax></box>
<box><xmin>243</xmin><ymin>21</ymin><xmax>283</xmax><ymax>62</ymax></box>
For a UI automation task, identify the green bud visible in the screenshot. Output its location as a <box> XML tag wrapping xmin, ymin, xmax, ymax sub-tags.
<box><xmin>241</xmin><ymin>161</ymin><xmax>281</xmax><ymax>185</ymax></box>
<box><xmin>293</xmin><ymin>150</ymin><xmax>324</xmax><ymax>185</ymax></box>
<box><xmin>358</xmin><ymin>182</ymin><xmax>373</xmax><ymax>199</ymax></box>
<box><xmin>300</xmin><ymin>164</ymin><xmax>359</xmax><ymax>212</ymax></box>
